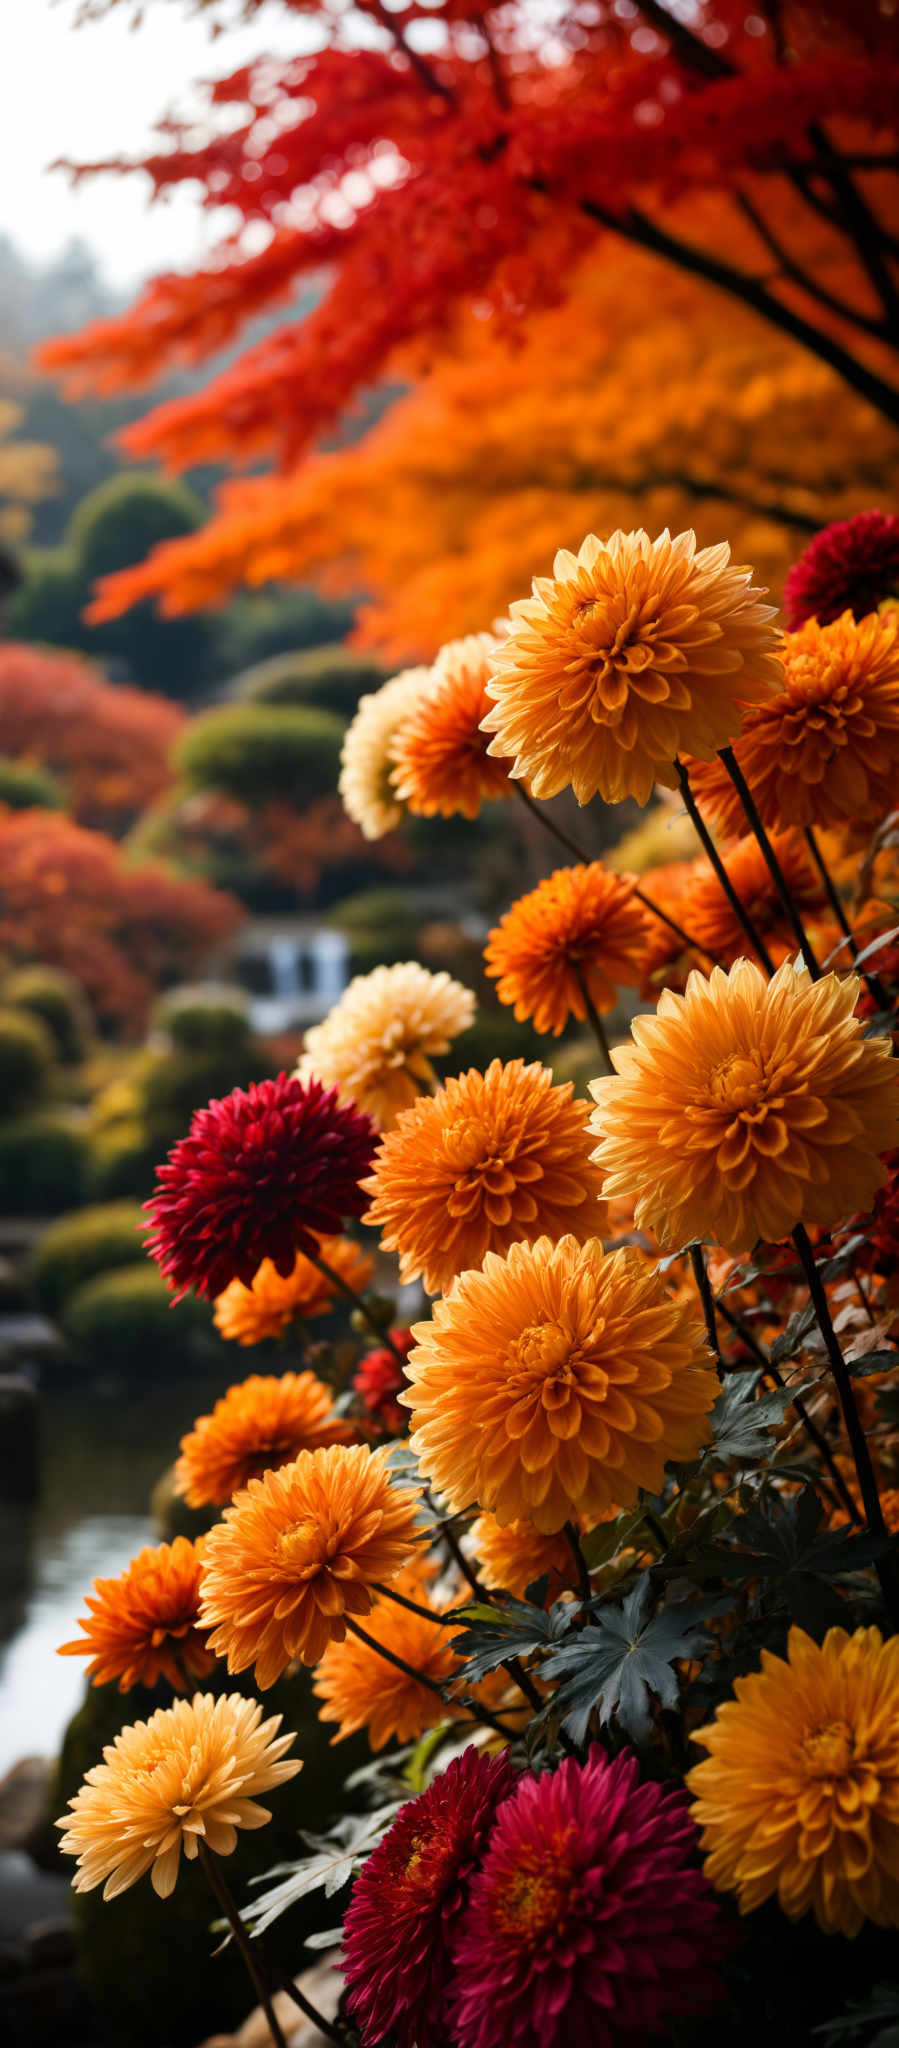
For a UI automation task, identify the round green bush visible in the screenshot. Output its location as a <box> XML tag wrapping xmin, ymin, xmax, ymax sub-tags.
<box><xmin>0</xmin><ymin>1003</ymin><xmax>56</xmax><ymax>1114</ymax></box>
<box><xmin>60</xmin><ymin>1262</ymin><xmax>213</xmax><ymax>1372</ymax></box>
<box><xmin>5</xmin><ymin>964</ymin><xmax>93</xmax><ymax>1063</ymax></box>
<box><xmin>154</xmin><ymin>982</ymin><xmax>252</xmax><ymax>1055</ymax></box>
<box><xmin>87</xmin><ymin>1120</ymin><xmax>162</xmax><ymax>1201</ymax></box>
<box><xmin>29</xmin><ymin>1199</ymin><xmax>148</xmax><ymax>1315</ymax></box>
<box><xmin>0</xmin><ymin>754</ymin><xmax>64</xmax><ymax>810</ymax></box>
<box><xmin>176</xmin><ymin>702</ymin><xmax>346</xmax><ymax>807</ymax></box>
<box><xmin>0</xmin><ymin>1112</ymin><xmax>89</xmax><ymax>1215</ymax></box>
<box><xmin>4</xmin><ymin>548</ymin><xmax>83</xmax><ymax>645</ymax></box>
<box><xmin>67</xmin><ymin>473</ymin><xmax>206</xmax><ymax>585</ymax></box>
<box><xmin>139</xmin><ymin>1043</ymin><xmax>273</xmax><ymax>1136</ymax></box>
<box><xmin>237</xmin><ymin>642</ymin><xmax>385</xmax><ymax>718</ymax></box>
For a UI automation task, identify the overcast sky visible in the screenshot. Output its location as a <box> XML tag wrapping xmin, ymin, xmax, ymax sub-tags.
<box><xmin>0</xmin><ymin>0</ymin><xmax>316</xmax><ymax>288</ymax></box>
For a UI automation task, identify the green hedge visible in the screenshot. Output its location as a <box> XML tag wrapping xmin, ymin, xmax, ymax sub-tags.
<box><xmin>0</xmin><ymin>754</ymin><xmax>64</xmax><ymax>810</ymax></box>
<box><xmin>29</xmin><ymin>1200</ymin><xmax>148</xmax><ymax>1315</ymax></box>
<box><xmin>0</xmin><ymin>1112</ymin><xmax>89</xmax><ymax>1215</ymax></box>
<box><xmin>87</xmin><ymin>1120</ymin><xmax>163</xmax><ymax>1201</ymax></box>
<box><xmin>176</xmin><ymin>702</ymin><xmax>346</xmax><ymax>806</ymax></box>
<box><xmin>237</xmin><ymin>642</ymin><xmax>385</xmax><ymax>718</ymax></box>
<box><xmin>5</xmin><ymin>964</ymin><xmax>93</xmax><ymax>1063</ymax></box>
<box><xmin>139</xmin><ymin>1044</ymin><xmax>273</xmax><ymax>1134</ymax></box>
<box><xmin>154</xmin><ymin>983</ymin><xmax>252</xmax><ymax>1055</ymax></box>
<box><xmin>60</xmin><ymin>1262</ymin><xmax>213</xmax><ymax>1373</ymax></box>
<box><xmin>0</xmin><ymin>1004</ymin><xmax>56</xmax><ymax>1114</ymax></box>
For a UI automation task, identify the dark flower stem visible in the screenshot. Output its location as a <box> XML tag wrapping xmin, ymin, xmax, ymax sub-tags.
<box><xmin>564</xmin><ymin>1521</ymin><xmax>592</xmax><ymax>1602</ymax></box>
<box><xmin>197</xmin><ymin>1841</ymin><xmax>294</xmax><ymax>2048</ymax></box>
<box><xmin>307</xmin><ymin>1249</ymin><xmax>407</xmax><ymax>1368</ymax></box>
<box><xmin>572</xmin><ymin>962</ymin><xmax>614</xmax><ymax>1075</ymax></box>
<box><xmin>514</xmin><ymin>782</ymin><xmax>716</xmax><ymax>962</ymax></box>
<box><xmin>792</xmin><ymin>1222</ymin><xmax>899</xmax><ymax>1619</ymax></box>
<box><xmin>688</xmin><ymin>1242</ymin><xmax>724</xmax><ymax>1379</ymax></box>
<box><xmin>718</xmin><ymin>746</ymin><xmax>823</xmax><ymax>976</ymax></box>
<box><xmin>374</xmin><ymin>1578</ymin><xmax>548</xmax><ymax>1728</ymax></box>
<box><xmin>804</xmin><ymin>825</ymin><xmax>892</xmax><ymax>1007</ymax></box>
<box><xmin>674</xmin><ymin>757</ymin><xmax>776</xmax><ymax>972</ymax></box>
<box><xmin>344</xmin><ymin>1615</ymin><xmax>519</xmax><ymax>1740</ymax></box>
<box><xmin>279</xmin><ymin>1973</ymin><xmax>346</xmax><ymax>2045</ymax></box>
<box><xmin>714</xmin><ymin>1294</ymin><xmax>862</xmax><ymax>1526</ymax></box>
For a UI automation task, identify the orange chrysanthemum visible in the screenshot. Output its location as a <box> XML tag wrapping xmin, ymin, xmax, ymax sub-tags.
<box><xmin>298</xmin><ymin>963</ymin><xmax>475</xmax><ymax>1129</ymax></box>
<box><xmin>57</xmin><ymin>1538</ymin><xmax>214</xmax><ymax>1693</ymax></box>
<box><xmin>484</xmin><ymin>864</ymin><xmax>649</xmax><ymax>1036</ymax></box>
<box><xmin>688</xmin><ymin>1625</ymin><xmax>899</xmax><ymax>1936</ymax></box>
<box><xmin>363</xmin><ymin>1059</ymin><xmax>607</xmax><ymax>1295</ymax></box>
<box><xmin>175</xmin><ymin>1371</ymin><xmax>355</xmax><ymax>1508</ymax></box>
<box><xmin>198</xmin><ymin>1442</ymin><xmax>422</xmax><ymax>1684</ymax></box>
<box><xmin>57</xmin><ymin>1692</ymin><xmax>301</xmax><ymax>1900</ymax></box>
<box><xmin>313</xmin><ymin>1565</ymin><xmax>461</xmax><ymax>1750</ymax></box>
<box><xmin>481</xmin><ymin>529</ymin><xmax>781</xmax><ymax>807</ymax></box>
<box><xmin>589</xmin><ymin>959</ymin><xmax>899</xmax><ymax>1254</ymax></box>
<box><xmin>390</xmin><ymin>633</ymin><xmax>514</xmax><ymax>820</ymax></box>
<box><xmin>635</xmin><ymin>859</ymin><xmax>711</xmax><ymax>997</ymax></box>
<box><xmin>687</xmin><ymin>610</ymin><xmax>899</xmax><ymax>837</ymax></box>
<box><xmin>213</xmin><ymin>1233</ymin><xmax>374</xmax><ymax>1344</ymax></box>
<box><xmin>471</xmin><ymin>1514</ymin><xmax>591</xmax><ymax>1602</ymax></box>
<box><xmin>402</xmin><ymin>1236</ymin><xmax>716</xmax><ymax>1532</ymax></box>
<box><xmin>684</xmin><ymin>831</ymin><xmax>829</xmax><ymax>970</ymax></box>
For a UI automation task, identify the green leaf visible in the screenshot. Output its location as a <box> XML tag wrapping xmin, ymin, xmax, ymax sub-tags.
<box><xmin>541</xmin><ymin>1578</ymin><xmax>717</xmax><ymax>1743</ymax></box>
<box><xmin>848</xmin><ymin>1349</ymin><xmax>899</xmax><ymax>1377</ymax></box>
<box><xmin>703</xmin><ymin>1371</ymin><xmax>816</xmax><ymax>1467</ymax></box>
<box><xmin>243</xmin><ymin>1803</ymin><xmax>401</xmax><ymax>1936</ymax></box>
<box><xmin>448</xmin><ymin>1594</ymin><xmax>576</xmax><ymax>1684</ymax></box>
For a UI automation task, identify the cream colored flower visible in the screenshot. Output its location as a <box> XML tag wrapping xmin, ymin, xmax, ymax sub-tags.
<box><xmin>339</xmin><ymin>667</ymin><xmax>434</xmax><ymax>838</ymax></box>
<box><xmin>298</xmin><ymin>962</ymin><xmax>476</xmax><ymax>1129</ymax></box>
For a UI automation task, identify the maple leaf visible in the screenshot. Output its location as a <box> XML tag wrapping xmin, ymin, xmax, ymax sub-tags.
<box><xmin>541</xmin><ymin>1578</ymin><xmax>717</xmax><ymax>1744</ymax></box>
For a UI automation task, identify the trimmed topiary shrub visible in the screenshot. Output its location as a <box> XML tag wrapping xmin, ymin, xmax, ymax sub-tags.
<box><xmin>329</xmin><ymin>887</ymin><xmax>422</xmax><ymax>972</ymax></box>
<box><xmin>87</xmin><ymin>1120</ymin><xmax>162</xmax><ymax>1201</ymax></box>
<box><xmin>176</xmin><ymin>703</ymin><xmax>346</xmax><ymax>807</ymax></box>
<box><xmin>237</xmin><ymin>643</ymin><xmax>385</xmax><ymax>719</ymax></box>
<box><xmin>0</xmin><ymin>1112</ymin><xmax>89</xmax><ymax>1215</ymax></box>
<box><xmin>139</xmin><ymin>1043</ymin><xmax>273</xmax><ymax>1135</ymax></box>
<box><xmin>0</xmin><ymin>1004</ymin><xmax>56</xmax><ymax>1115</ymax></box>
<box><xmin>154</xmin><ymin>982</ymin><xmax>252</xmax><ymax>1055</ymax></box>
<box><xmin>0</xmin><ymin>754</ymin><xmax>64</xmax><ymax>810</ymax></box>
<box><xmin>5</xmin><ymin>964</ymin><xmax>93</xmax><ymax>1063</ymax></box>
<box><xmin>59</xmin><ymin>1262</ymin><xmax>214</xmax><ymax>1373</ymax></box>
<box><xmin>29</xmin><ymin>1200</ymin><xmax>147</xmax><ymax>1316</ymax></box>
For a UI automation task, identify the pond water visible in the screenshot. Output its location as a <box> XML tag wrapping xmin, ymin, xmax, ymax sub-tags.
<box><xmin>0</xmin><ymin>1369</ymin><xmax>227</xmax><ymax>1774</ymax></box>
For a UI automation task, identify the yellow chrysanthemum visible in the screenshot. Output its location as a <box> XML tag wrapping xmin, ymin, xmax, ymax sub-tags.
<box><xmin>213</xmin><ymin>1234</ymin><xmax>375</xmax><ymax>1344</ymax></box>
<box><xmin>363</xmin><ymin>1059</ymin><xmax>607</xmax><ymax>1295</ymax></box>
<box><xmin>688</xmin><ymin>1626</ymin><xmax>899</xmax><ymax>1936</ymax></box>
<box><xmin>175</xmin><ymin>1371</ymin><xmax>354</xmax><ymax>1507</ymax></box>
<box><xmin>297</xmin><ymin>962</ymin><xmax>476</xmax><ymax>1130</ymax></box>
<box><xmin>57</xmin><ymin>1692</ymin><xmax>300</xmax><ymax>1899</ymax></box>
<box><xmin>339</xmin><ymin>666</ymin><xmax>433</xmax><ymax>839</ymax></box>
<box><xmin>312</xmin><ymin>1565</ymin><xmax>461</xmax><ymax>1750</ymax></box>
<box><xmin>402</xmin><ymin>1236</ymin><xmax>716</xmax><ymax>1532</ymax></box>
<box><xmin>390</xmin><ymin>633</ymin><xmax>515</xmax><ymax>820</ymax></box>
<box><xmin>589</xmin><ymin>958</ymin><xmax>899</xmax><ymax>1253</ymax></box>
<box><xmin>482</xmin><ymin>529</ymin><xmax>781</xmax><ymax>807</ymax></box>
<box><xmin>198</xmin><ymin>1442</ymin><xmax>422</xmax><ymax>1683</ymax></box>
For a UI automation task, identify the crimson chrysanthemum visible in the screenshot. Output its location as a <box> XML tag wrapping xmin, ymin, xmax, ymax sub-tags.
<box><xmin>343</xmin><ymin>1747</ymin><xmax>515</xmax><ymax>2048</ymax></box>
<box><xmin>448</xmin><ymin>1747</ymin><xmax>728</xmax><ymax>2048</ymax></box>
<box><xmin>684</xmin><ymin>830</ymin><xmax>829</xmax><ymax>969</ymax></box>
<box><xmin>57</xmin><ymin>1538</ymin><xmax>214</xmax><ymax>1693</ymax></box>
<box><xmin>390</xmin><ymin>633</ymin><xmax>515</xmax><ymax>820</ymax></box>
<box><xmin>484</xmin><ymin>864</ymin><xmax>649</xmax><ymax>1036</ymax></box>
<box><xmin>145</xmin><ymin>1073</ymin><xmax>377</xmax><ymax>1300</ymax></box>
<box><xmin>403</xmin><ymin>1235</ymin><xmax>715</xmax><ymax>1530</ymax></box>
<box><xmin>198</xmin><ymin>1442</ymin><xmax>422</xmax><ymax>1683</ymax></box>
<box><xmin>784</xmin><ymin>511</ymin><xmax>899</xmax><ymax>629</ymax></box>
<box><xmin>589</xmin><ymin>959</ymin><xmax>899</xmax><ymax>1253</ymax></box>
<box><xmin>175</xmin><ymin>1371</ymin><xmax>354</xmax><ymax>1508</ymax></box>
<box><xmin>482</xmin><ymin>528</ymin><xmax>780</xmax><ymax>808</ymax></box>
<box><xmin>353</xmin><ymin>1328</ymin><xmax>414</xmax><ymax>1434</ymax></box>
<box><xmin>363</xmin><ymin>1059</ymin><xmax>607</xmax><ymax>1295</ymax></box>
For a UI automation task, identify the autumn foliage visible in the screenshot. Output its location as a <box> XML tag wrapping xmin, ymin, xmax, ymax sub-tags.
<box><xmin>0</xmin><ymin>644</ymin><xmax>185</xmax><ymax>832</ymax></box>
<box><xmin>0</xmin><ymin>808</ymin><xmax>241</xmax><ymax>1030</ymax></box>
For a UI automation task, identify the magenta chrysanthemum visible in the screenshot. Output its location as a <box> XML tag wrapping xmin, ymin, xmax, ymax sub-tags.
<box><xmin>343</xmin><ymin>1747</ymin><xmax>515</xmax><ymax>2048</ymax></box>
<box><xmin>144</xmin><ymin>1073</ymin><xmax>377</xmax><ymax>1300</ymax></box>
<box><xmin>784</xmin><ymin>511</ymin><xmax>899</xmax><ymax>629</ymax></box>
<box><xmin>448</xmin><ymin>1748</ymin><xmax>729</xmax><ymax>2048</ymax></box>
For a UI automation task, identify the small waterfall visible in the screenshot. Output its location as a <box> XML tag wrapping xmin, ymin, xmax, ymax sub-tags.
<box><xmin>311</xmin><ymin>929</ymin><xmax>349</xmax><ymax>1003</ymax></box>
<box><xmin>267</xmin><ymin>935</ymin><xmax>304</xmax><ymax>1000</ymax></box>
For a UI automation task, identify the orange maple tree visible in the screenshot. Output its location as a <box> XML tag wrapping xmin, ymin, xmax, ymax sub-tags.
<box><xmin>37</xmin><ymin>2</ymin><xmax>899</xmax><ymax>631</ymax></box>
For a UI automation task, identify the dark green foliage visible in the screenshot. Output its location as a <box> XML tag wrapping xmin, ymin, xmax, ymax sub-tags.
<box><xmin>0</xmin><ymin>754</ymin><xmax>64</xmax><ymax>810</ymax></box>
<box><xmin>222</xmin><ymin>588</ymin><xmax>355</xmax><ymax>669</ymax></box>
<box><xmin>29</xmin><ymin>1199</ymin><xmax>148</xmax><ymax>1315</ymax></box>
<box><xmin>329</xmin><ymin>887</ymin><xmax>421</xmax><ymax>972</ymax></box>
<box><xmin>52</xmin><ymin>1662</ymin><xmax>369</xmax><ymax>2048</ymax></box>
<box><xmin>154</xmin><ymin>984</ymin><xmax>252</xmax><ymax>1056</ymax></box>
<box><xmin>449</xmin><ymin>1593</ymin><xmax>575</xmax><ymax>1683</ymax></box>
<box><xmin>87</xmin><ymin>1119</ymin><xmax>164</xmax><ymax>1202</ymax></box>
<box><xmin>176</xmin><ymin>703</ymin><xmax>345</xmax><ymax>807</ymax></box>
<box><xmin>0</xmin><ymin>1111</ymin><xmax>89</xmax><ymax>1214</ymax></box>
<box><xmin>138</xmin><ymin>1043</ymin><xmax>273</xmax><ymax>1135</ymax></box>
<box><xmin>4</xmin><ymin>963</ymin><xmax>93</xmax><ymax>1062</ymax></box>
<box><xmin>541</xmin><ymin>1578</ymin><xmax>718</xmax><ymax>1743</ymax></box>
<box><xmin>67</xmin><ymin>472</ymin><xmax>205</xmax><ymax>584</ymax></box>
<box><xmin>4</xmin><ymin>545</ymin><xmax>83</xmax><ymax>644</ymax></box>
<box><xmin>0</xmin><ymin>1002</ymin><xmax>56</xmax><ymax>1113</ymax></box>
<box><xmin>237</xmin><ymin>642</ymin><xmax>385</xmax><ymax>718</ymax></box>
<box><xmin>60</xmin><ymin>1262</ymin><xmax>214</xmax><ymax>1372</ymax></box>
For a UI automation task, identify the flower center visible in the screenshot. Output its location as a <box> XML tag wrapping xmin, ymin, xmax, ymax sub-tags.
<box><xmin>505</xmin><ymin>1320</ymin><xmax>609</xmax><ymax>1407</ymax></box>
<box><xmin>277</xmin><ymin>1514</ymin><xmax>341</xmax><ymax>1572</ymax></box>
<box><xmin>491</xmin><ymin>1838</ymin><xmax>576</xmax><ymax>1943</ymax></box>
<box><xmin>708</xmin><ymin>1050</ymin><xmax>770</xmax><ymax>1116</ymax></box>
<box><xmin>801</xmin><ymin>1720</ymin><xmax>855</xmax><ymax>1779</ymax></box>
